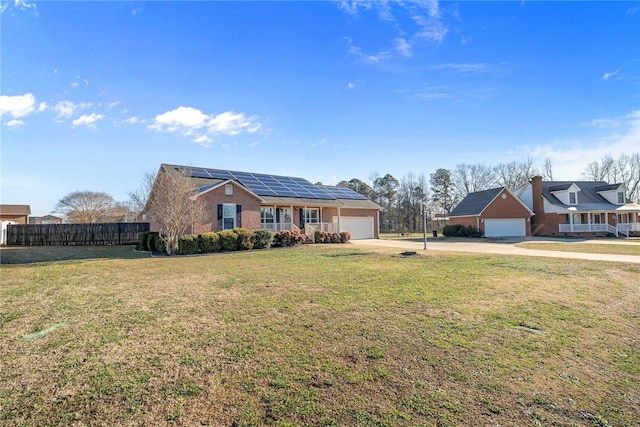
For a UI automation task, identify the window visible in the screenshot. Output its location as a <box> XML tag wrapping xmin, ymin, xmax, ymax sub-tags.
<box><xmin>569</xmin><ymin>192</ymin><xmax>577</xmax><ymax>204</ymax></box>
<box><xmin>261</xmin><ymin>207</ymin><xmax>275</xmax><ymax>224</ymax></box>
<box><xmin>618</xmin><ymin>192</ymin><xmax>625</xmax><ymax>204</ymax></box>
<box><xmin>222</xmin><ymin>204</ymin><xmax>236</xmax><ymax>230</ymax></box>
<box><xmin>304</xmin><ymin>208</ymin><xmax>319</xmax><ymax>223</ymax></box>
<box><xmin>141</xmin><ymin>213</ymin><xmax>147</xmax><ymax>220</ymax></box>
<box><xmin>593</xmin><ymin>214</ymin><xmax>601</xmax><ymax>224</ymax></box>
<box><xmin>225</xmin><ymin>184</ymin><xmax>233</xmax><ymax>196</ymax></box>
<box><xmin>280</xmin><ymin>208</ymin><xmax>292</xmax><ymax>223</ymax></box>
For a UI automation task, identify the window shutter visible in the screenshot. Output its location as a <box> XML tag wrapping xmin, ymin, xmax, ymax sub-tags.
<box><xmin>236</xmin><ymin>205</ymin><xmax>242</xmax><ymax>228</ymax></box>
<box><xmin>275</xmin><ymin>209</ymin><xmax>280</xmax><ymax>223</ymax></box>
<box><xmin>217</xmin><ymin>204</ymin><xmax>223</xmax><ymax>220</ymax></box>
<box><xmin>299</xmin><ymin>209</ymin><xmax>305</xmax><ymax>228</ymax></box>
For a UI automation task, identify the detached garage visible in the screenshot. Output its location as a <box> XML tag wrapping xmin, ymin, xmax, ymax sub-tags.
<box><xmin>449</xmin><ymin>187</ymin><xmax>533</xmax><ymax>237</ymax></box>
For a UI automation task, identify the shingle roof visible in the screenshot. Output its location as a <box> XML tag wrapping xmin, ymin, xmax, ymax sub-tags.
<box><xmin>449</xmin><ymin>187</ymin><xmax>503</xmax><ymax>217</ymax></box>
<box><xmin>541</xmin><ymin>181</ymin><xmax>621</xmax><ymax>208</ymax></box>
<box><xmin>0</xmin><ymin>205</ymin><xmax>31</xmax><ymax>215</ymax></box>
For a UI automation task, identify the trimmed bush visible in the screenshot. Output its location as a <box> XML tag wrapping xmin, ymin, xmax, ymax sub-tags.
<box><xmin>233</xmin><ymin>228</ymin><xmax>254</xmax><ymax>250</ymax></box>
<box><xmin>252</xmin><ymin>229</ymin><xmax>274</xmax><ymax>249</ymax></box>
<box><xmin>443</xmin><ymin>224</ymin><xmax>483</xmax><ymax>238</ymax></box>
<box><xmin>314</xmin><ymin>230</ymin><xmax>328</xmax><ymax>243</ymax></box>
<box><xmin>330</xmin><ymin>232</ymin><xmax>341</xmax><ymax>243</ymax></box>
<box><xmin>147</xmin><ymin>232</ymin><xmax>166</xmax><ymax>254</ymax></box>
<box><xmin>138</xmin><ymin>231</ymin><xmax>150</xmax><ymax>251</ymax></box>
<box><xmin>273</xmin><ymin>230</ymin><xmax>306</xmax><ymax>247</ymax></box>
<box><xmin>218</xmin><ymin>231</ymin><xmax>237</xmax><ymax>251</ymax></box>
<box><xmin>339</xmin><ymin>231</ymin><xmax>351</xmax><ymax>243</ymax></box>
<box><xmin>198</xmin><ymin>232</ymin><xmax>221</xmax><ymax>253</ymax></box>
<box><xmin>178</xmin><ymin>234</ymin><xmax>199</xmax><ymax>255</ymax></box>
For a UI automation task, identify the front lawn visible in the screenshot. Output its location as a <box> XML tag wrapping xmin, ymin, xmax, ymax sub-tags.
<box><xmin>1</xmin><ymin>245</ymin><xmax>638</xmax><ymax>426</ymax></box>
<box><xmin>516</xmin><ymin>242</ymin><xmax>640</xmax><ymax>256</ymax></box>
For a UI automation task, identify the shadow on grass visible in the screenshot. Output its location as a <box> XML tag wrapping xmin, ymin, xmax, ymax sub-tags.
<box><xmin>0</xmin><ymin>245</ymin><xmax>150</xmax><ymax>265</ymax></box>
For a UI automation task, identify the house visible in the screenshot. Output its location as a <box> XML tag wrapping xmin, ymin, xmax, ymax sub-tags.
<box><xmin>0</xmin><ymin>205</ymin><xmax>31</xmax><ymax>224</ymax></box>
<box><xmin>143</xmin><ymin>164</ymin><xmax>382</xmax><ymax>239</ymax></box>
<box><xmin>517</xmin><ymin>176</ymin><xmax>640</xmax><ymax>237</ymax></box>
<box><xmin>29</xmin><ymin>215</ymin><xmax>64</xmax><ymax>225</ymax></box>
<box><xmin>448</xmin><ymin>187</ymin><xmax>534</xmax><ymax>237</ymax></box>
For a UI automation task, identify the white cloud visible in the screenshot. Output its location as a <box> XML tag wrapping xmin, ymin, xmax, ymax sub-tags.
<box><xmin>394</xmin><ymin>38</ymin><xmax>412</xmax><ymax>57</ymax></box>
<box><xmin>149</xmin><ymin>106</ymin><xmax>262</xmax><ymax>144</ymax></box>
<box><xmin>37</xmin><ymin>102</ymin><xmax>47</xmax><ymax>112</ymax></box>
<box><xmin>54</xmin><ymin>101</ymin><xmax>78</xmax><ymax>119</ymax></box>
<box><xmin>1</xmin><ymin>0</ymin><xmax>38</xmax><ymax>14</ymax></box>
<box><xmin>249</xmin><ymin>141</ymin><xmax>261</xmax><ymax>147</ymax></box>
<box><xmin>123</xmin><ymin>116</ymin><xmax>144</xmax><ymax>124</ymax></box>
<box><xmin>72</xmin><ymin>113</ymin><xmax>104</xmax><ymax>129</ymax></box>
<box><xmin>0</xmin><ymin>93</ymin><xmax>36</xmax><ymax>118</ymax></box>
<box><xmin>426</xmin><ymin>63</ymin><xmax>488</xmax><ymax>72</ymax></box>
<box><xmin>524</xmin><ymin>111</ymin><xmax>640</xmax><ymax>180</ymax></box>
<box><xmin>347</xmin><ymin>82</ymin><xmax>356</xmax><ymax>89</ymax></box>
<box><xmin>601</xmin><ymin>69</ymin><xmax>620</xmax><ymax>80</ymax></box>
<box><xmin>346</xmin><ymin>37</ymin><xmax>391</xmax><ymax>63</ymax></box>
<box><xmin>194</xmin><ymin>135</ymin><xmax>212</xmax><ymax>145</ymax></box>
<box><xmin>4</xmin><ymin>119</ymin><xmax>25</xmax><ymax>128</ymax></box>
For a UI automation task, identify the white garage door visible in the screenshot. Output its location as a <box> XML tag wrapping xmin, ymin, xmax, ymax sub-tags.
<box><xmin>484</xmin><ymin>218</ymin><xmax>526</xmax><ymax>237</ymax></box>
<box><xmin>334</xmin><ymin>216</ymin><xmax>374</xmax><ymax>240</ymax></box>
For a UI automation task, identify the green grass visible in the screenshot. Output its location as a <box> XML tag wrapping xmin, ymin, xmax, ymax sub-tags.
<box><xmin>516</xmin><ymin>242</ymin><xmax>640</xmax><ymax>256</ymax></box>
<box><xmin>1</xmin><ymin>245</ymin><xmax>639</xmax><ymax>426</ymax></box>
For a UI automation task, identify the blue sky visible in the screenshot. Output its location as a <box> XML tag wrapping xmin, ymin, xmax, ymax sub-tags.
<box><xmin>1</xmin><ymin>0</ymin><xmax>639</xmax><ymax>216</ymax></box>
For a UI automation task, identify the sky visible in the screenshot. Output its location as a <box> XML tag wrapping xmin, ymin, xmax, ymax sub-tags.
<box><xmin>1</xmin><ymin>0</ymin><xmax>639</xmax><ymax>216</ymax></box>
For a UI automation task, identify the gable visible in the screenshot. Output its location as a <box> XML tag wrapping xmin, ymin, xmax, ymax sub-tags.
<box><xmin>482</xmin><ymin>188</ymin><xmax>533</xmax><ymax>218</ymax></box>
<box><xmin>449</xmin><ymin>187</ymin><xmax>503</xmax><ymax>217</ymax></box>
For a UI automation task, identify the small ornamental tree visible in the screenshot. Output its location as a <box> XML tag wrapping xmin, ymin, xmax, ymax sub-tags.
<box><xmin>130</xmin><ymin>167</ymin><xmax>204</xmax><ymax>255</ymax></box>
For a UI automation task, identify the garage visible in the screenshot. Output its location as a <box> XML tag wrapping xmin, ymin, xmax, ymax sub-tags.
<box><xmin>334</xmin><ymin>216</ymin><xmax>374</xmax><ymax>240</ymax></box>
<box><xmin>484</xmin><ymin>218</ymin><xmax>526</xmax><ymax>237</ymax></box>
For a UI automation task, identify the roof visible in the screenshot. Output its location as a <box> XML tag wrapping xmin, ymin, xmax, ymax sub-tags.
<box><xmin>449</xmin><ymin>187</ymin><xmax>503</xmax><ymax>217</ymax></box>
<box><xmin>162</xmin><ymin>164</ymin><xmax>380</xmax><ymax>208</ymax></box>
<box><xmin>0</xmin><ymin>204</ymin><xmax>31</xmax><ymax>216</ymax></box>
<box><xmin>541</xmin><ymin>180</ymin><xmax>623</xmax><ymax>209</ymax></box>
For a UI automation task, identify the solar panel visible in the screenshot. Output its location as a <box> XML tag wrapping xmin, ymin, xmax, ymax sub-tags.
<box><xmin>184</xmin><ymin>167</ymin><xmax>340</xmax><ymax>199</ymax></box>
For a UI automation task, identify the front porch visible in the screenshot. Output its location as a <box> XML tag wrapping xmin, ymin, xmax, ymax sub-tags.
<box><xmin>558</xmin><ymin>207</ymin><xmax>640</xmax><ymax>237</ymax></box>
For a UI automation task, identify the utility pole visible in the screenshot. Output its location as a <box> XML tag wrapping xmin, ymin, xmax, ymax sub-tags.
<box><xmin>422</xmin><ymin>202</ymin><xmax>427</xmax><ymax>250</ymax></box>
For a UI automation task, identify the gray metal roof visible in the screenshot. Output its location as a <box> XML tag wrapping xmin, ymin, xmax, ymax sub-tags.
<box><xmin>449</xmin><ymin>187</ymin><xmax>503</xmax><ymax>217</ymax></box>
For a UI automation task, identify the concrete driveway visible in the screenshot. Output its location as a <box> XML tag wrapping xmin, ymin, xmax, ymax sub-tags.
<box><xmin>349</xmin><ymin>238</ymin><xmax>640</xmax><ymax>264</ymax></box>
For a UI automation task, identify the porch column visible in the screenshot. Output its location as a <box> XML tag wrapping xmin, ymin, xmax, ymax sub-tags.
<box><xmin>569</xmin><ymin>212</ymin><xmax>574</xmax><ymax>232</ymax></box>
<box><xmin>274</xmin><ymin>205</ymin><xmax>277</xmax><ymax>231</ymax></box>
<box><xmin>587</xmin><ymin>212</ymin><xmax>591</xmax><ymax>231</ymax></box>
<box><xmin>337</xmin><ymin>207</ymin><xmax>341</xmax><ymax>233</ymax></box>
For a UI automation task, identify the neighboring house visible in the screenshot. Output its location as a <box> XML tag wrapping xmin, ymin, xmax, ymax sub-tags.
<box><xmin>449</xmin><ymin>187</ymin><xmax>534</xmax><ymax>237</ymax></box>
<box><xmin>143</xmin><ymin>164</ymin><xmax>382</xmax><ymax>239</ymax></box>
<box><xmin>517</xmin><ymin>176</ymin><xmax>640</xmax><ymax>237</ymax></box>
<box><xmin>0</xmin><ymin>205</ymin><xmax>31</xmax><ymax>224</ymax></box>
<box><xmin>29</xmin><ymin>215</ymin><xmax>64</xmax><ymax>225</ymax></box>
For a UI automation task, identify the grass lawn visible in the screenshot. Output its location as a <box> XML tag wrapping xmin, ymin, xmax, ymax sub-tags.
<box><xmin>516</xmin><ymin>242</ymin><xmax>640</xmax><ymax>256</ymax></box>
<box><xmin>1</xmin><ymin>245</ymin><xmax>639</xmax><ymax>426</ymax></box>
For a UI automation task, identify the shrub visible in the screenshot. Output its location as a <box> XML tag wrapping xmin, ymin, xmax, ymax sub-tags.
<box><xmin>273</xmin><ymin>230</ymin><xmax>306</xmax><ymax>247</ymax></box>
<box><xmin>178</xmin><ymin>234</ymin><xmax>199</xmax><ymax>255</ymax></box>
<box><xmin>218</xmin><ymin>231</ymin><xmax>237</xmax><ymax>251</ymax></box>
<box><xmin>147</xmin><ymin>232</ymin><xmax>166</xmax><ymax>254</ymax></box>
<box><xmin>330</xmin><ymin>232</ymin><xmax>341</xmax><ymax>243</ymax></box>
<box><xmin>138</xmin><ymin>231</ymin><xmax>150</xmax><ymax>251</ymax></box>
<box><xmin>339</xmin><ymin>231</ymin><xmax>351</xmax><ymax>243</ymax></box>
<box><xmin>443</xmin><ymin>224</ymin><xmax>483</xmax><ymax>238</ymax></box>
<box><xmin>198</xmin><ymin>232</ymin><xmax>221</xmax><ymax>253</ymax></box>
<box><xmin>252</xmin><ymin>229</ymin><xmax>274</xmax><ymax>249</ymax></box>
<box><xmin>233</xmin><ymin>228</ymin><xmax>254</xmax><ymax>250</ymax></box>
<box><xmin>314</xmin><ymin>230</ymin><xmax>328</xmax><ymax>243</ymax></box>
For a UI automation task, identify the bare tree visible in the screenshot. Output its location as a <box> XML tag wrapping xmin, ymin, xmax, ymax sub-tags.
<box><xmin>452</xmin><ymin>163</ymin><xmax>496</xmax><ymax>199</ymax></box>
<box><xmin>542</xmin><ymin>158</ymin><xmax>554</xmax><ymax>181</ymax></box>
<box><xmin>55</xmin><ymin>191</ymin><xmax>116</xmax><ymax>223</ymax></box>
<box><xmin>494</xmin><ymin>157</ymin><xmax>538</xmax><ymax>191</ymax></box>
<box><xmin>583</xmin><ymin>153</ymin><xmax>640</xmax><ymax>202</ymax></box>
<box><xmin>129</xmin><ymin>167</ymin><xmax>205</xmax><ymax>255</ymax></box>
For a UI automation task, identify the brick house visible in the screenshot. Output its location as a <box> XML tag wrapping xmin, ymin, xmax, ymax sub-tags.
<box><xmin>0</xmin><ymin>205</ymin><xmax>31</xmax><ymax>224</ymax></box>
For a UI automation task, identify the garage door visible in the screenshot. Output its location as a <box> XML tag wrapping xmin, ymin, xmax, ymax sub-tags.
<box><xmin>484</xmin><ymin>218</ymin><xmax>526</xmax><ymax>237</ymax></box>
<box><xmin>334</xmin><ymin>216</ymin><xmax>374</xmax><ymax>240</ymax></box>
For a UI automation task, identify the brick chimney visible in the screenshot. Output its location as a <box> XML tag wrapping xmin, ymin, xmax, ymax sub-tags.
<box><xmin>530</xmin><ymin>176</ymin><xmax>545</xmax><ymax>235</ymax></box>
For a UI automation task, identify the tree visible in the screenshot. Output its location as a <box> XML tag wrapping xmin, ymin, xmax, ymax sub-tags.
<box><xmin>129</xmin><ymin>167</ymin><xmax>205</xmax><ymax>255</ymax></box>
<box><xmin>55</xmin><ymin>191</ymin><xmax>116</xmax><ymax>223</ymax></box>
<box><xmin>542</xmin><ymin>157</ymin><xmax>554</xmax><ymax>181</ymax></box>
<box><xmin>374</xmin><ymin>173</ymin><xmax>399</xmax><ymax>231</ymax></box>
<box><xmin>583</xmin><ymin>152</ymin><xmax>640</xmax><ymax>202</ymax></box>
<box><xmin>452</xmin><ymin>163</ymin><xmax>496</xmax><ymax>200</ymax></box>
<box><xmin>337</xmin><ymin>178</ymin><xmax>373</xmax><ymax>199</ymax></box>
<box><xmin>430</xmin><ymin>168</ymin><xmax>456</xmax><ymax>215</ymax></box>
<box><xmin>494</xmin><ymin>157</ymin><xmax>537</xmax><ymax>191</ymax></box>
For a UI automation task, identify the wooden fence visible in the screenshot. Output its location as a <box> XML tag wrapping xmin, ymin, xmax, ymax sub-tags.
<box><xmin>5</xmin><ymin>222</ymin><xmax>150</xmax><ymax>246</ymax></box>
